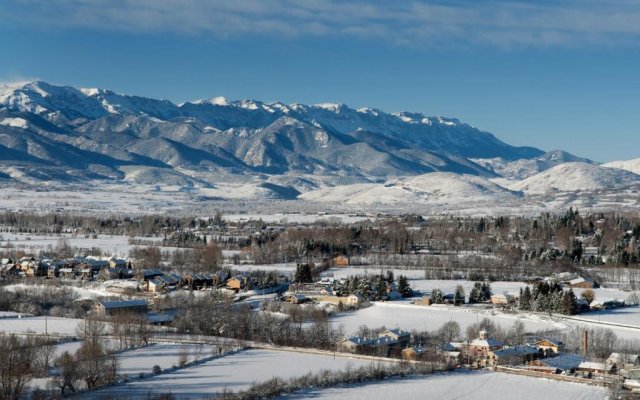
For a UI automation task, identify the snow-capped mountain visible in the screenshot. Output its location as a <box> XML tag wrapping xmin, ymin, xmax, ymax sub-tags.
<box><xmin>3</xmin><ymin>81</ymin><xmax>638</xmax><ymax>210</ymax></box>
<box><xmin>602</xmin><ymin>158</ymin><xmax>640</xmax><ymax>175</ymax></box>
<box><xmin>0</xmin><ymin>81</ymin><xmax>543</xmax><ymax>185</ymax></box>
<box><xmin>472</xmin><ymin>150</ymin><xmax>595</xmax><ymax>180</ymax></box>
<box><xmin>300</xmin><ymin>173</ymin><xmax>522</xmax><ymax>205</ymax></box>
<box><xmin>508</xmin><ymin>162</ymin><xmax>640</xmax><ymax>194</ymax></box>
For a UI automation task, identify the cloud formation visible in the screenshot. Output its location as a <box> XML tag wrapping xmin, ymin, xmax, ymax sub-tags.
<box><xmin>2</xmin><ymin>0</ymin><xmax>640</xmax><ymax>47</ymax></box>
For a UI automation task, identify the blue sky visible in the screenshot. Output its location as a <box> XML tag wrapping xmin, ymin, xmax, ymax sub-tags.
<box><xmin>1</xmin><ymin>0</ymin><xmax>639</xmax><ymax>162</ymax></box>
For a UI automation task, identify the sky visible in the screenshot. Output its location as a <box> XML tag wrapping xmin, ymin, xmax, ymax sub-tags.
<box><xmin>0</xmin><ymin>0</ymin><xmax>639</xmax><ymax>162</ymax></box>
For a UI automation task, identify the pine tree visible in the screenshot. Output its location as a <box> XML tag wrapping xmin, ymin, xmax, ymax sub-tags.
<box><xmin>519</xmin><ymin>286</ymin><xmax>532</xmax><ymax>311</ymax></box>
<box><xmin>397</xmin><ymin>275</ymin><xmax>412</xmax><ymax>297</ymax></box>
<box><xmin>375</xmin><ymin>274</ymin><xmax>387</xmax><ymax>300</ymax></box>
<box><xmin>431</xmin><ymin>288</ymin><xmax>444</xmax><ymax>304</ymax></box>
<box><xmin>454</xmin><ymin>285</ymin><xmax>465</xmax><ymax>306</ymax></box>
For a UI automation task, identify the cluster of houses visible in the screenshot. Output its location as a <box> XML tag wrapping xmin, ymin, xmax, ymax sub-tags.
<box><xmin>0</xmin><ymin>256</ymin><xmax>131</xmax><ymax>279</ymax></box>
<box><xmin>336</xmin><ymin>328</ymin><xmax>640</xmax><ymax>384</ymax></box>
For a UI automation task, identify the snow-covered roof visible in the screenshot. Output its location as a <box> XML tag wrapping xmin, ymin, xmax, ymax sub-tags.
<box><xmin>470</xmin><ymin>338</ymin><xmax>502</xmax><ymax>347</ymax></box>
<box><xmin>541</xmin><ymin>354</ymin><xmax>583</xmax><ymax>370</ymax></box>
<box><xmin>493</xmin><ymin>346</ymin><xmax>539</xmax><ymax>357</ymax></box>
<box><xmin>578</xmin><ymin>361</ymin><xmax>607</xmax><ymax>371</ymax></box>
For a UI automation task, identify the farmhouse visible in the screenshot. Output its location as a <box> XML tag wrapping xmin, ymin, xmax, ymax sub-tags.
<box><xmin>490</xmin><ymin>345</ymin><xmax>540</xmax><ymax>366</ymax></box>
<box><xmin>569</xmin><ymin>277</ymin><xmax>597</xmax><ymax>289</ymax></box>
<box><xmin>337</xmin><ymin>337</ymin><xmax>372</xmax><ymax>353</ymax></box>
<box><xmin>379</xmin><ymin>328</ymin><xmax>411</xmax><ymax>348</ymax></box>
<box><xmin>401</xmin><ymin>346</ymin><xmax>429</xmax><ymax>361</ymax></box>
<box><xmin>227</xmin><ymin>274</ymin><xmax>252</xmax><ymax>291</ymax></box>
<box><xmin>93</xmin><ymin>299</ymin><xmax>148</xmax><ymax>317</ymax></box>
<box><xmin>577</xmin><ymin>361</ymin><xmax>609</xmax><ymax>376</ymax></box>
<box><xmin>332</xmin><ymin>255</ymin><xmax>349</xmax><ymax>267</ymax></box>
<box><xmin>535</xmin><ymin>338</ymin><xmax>564</xmax><ymax>356</ymax></box>
<box><xmin>607</xmin><ymin>353</ymin><xmax>640</xmax><ymax>372</ymax></box>
<box><xmin>523</xmin><ymin>353</ymin><xmax>583</xmax><ymax>374</ymax></box>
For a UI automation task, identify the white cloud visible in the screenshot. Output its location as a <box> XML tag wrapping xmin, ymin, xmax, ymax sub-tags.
<box><xmin>2</xmin><ymin>0</ymin><xmax>640</xmax><ymax>47</ymax></box>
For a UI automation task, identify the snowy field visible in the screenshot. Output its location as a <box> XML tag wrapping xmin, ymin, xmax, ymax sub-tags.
<box><xmin>116</xmin><ymin>342</ymin><xmax>219</xmax><ymax>378</ymax></box>
<box><xmin>88</xmin><ymin>348</ymin><xmax>382</xmax><ymax>399</ymax></box>
<box><xmin>0</xmin><ymin>316</ymin><xmax>85</xmax><ymax>336</ymax></box>
<box><xmin>330</xmin><ymin>302</ymin><xmax>565</xmax><ymax>335</ymax></box>
<box><xmin>577</xmin><ymin>307</ymin><xmax>640</xmax><ymax>326</ymax></box>
<box><xmin>286</xmin><ymin>370</ymin><xmax>607</xmax><ymax>400</ymax></box>
<box><xmin>0</xmin><ymin>232</ymin><xmax>169</xmax><ymax>257</ymax></box>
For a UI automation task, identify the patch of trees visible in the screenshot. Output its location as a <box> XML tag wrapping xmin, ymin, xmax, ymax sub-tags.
<box><xmin>468</xmin><ymin>282</ymin><xmax>492</xmax><ymax>303</ymax></box>
<box><xmin>170</xmin><ymin>292</ymin><xmax>342</xmax><ymax>349</ymax></box>
<box><xmin>518</xmin><ymin>282</ymin><xmax>579</xmax><ymax>315</ymax></box>
<box><xmin>333</xmin><ymin>272</ymin><xmax>412</xmax><ymax>301</ymax></box>
<box><xmin>0</xmin><ymin>285</ymin><xmax>91</xmax><ymax>318</ymax></box>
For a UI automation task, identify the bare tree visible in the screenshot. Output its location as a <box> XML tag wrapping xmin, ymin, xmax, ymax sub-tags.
<box><xmin>0</xmin><ymin>334</ymin><xmax>38</xmax><ymax>400</ymax></box>
<box><xmin>53</xmin><ymin>351</ymin><xmax>78</xmax><ymax>395</ymax></box>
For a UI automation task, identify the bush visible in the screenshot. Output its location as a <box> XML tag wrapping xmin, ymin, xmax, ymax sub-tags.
<box><xmin>152</xmin><ymin>365</ymin><xmax>162</xmax><ymax>375</ymax></box>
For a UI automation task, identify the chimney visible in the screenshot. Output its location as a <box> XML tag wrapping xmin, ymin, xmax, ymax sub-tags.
<box><xmin>583</xmin><ymin>330</ymin><xmax>588</xmax><ymax>357</ymax></box>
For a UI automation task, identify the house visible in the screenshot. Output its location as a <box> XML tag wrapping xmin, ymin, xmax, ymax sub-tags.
<box><xmin>344</xmin><ymin>294</ymin><xmax>362</xmax><ymax>306</ymax></box>
<box><xmin>93</xmin><ymin>299</ymin><xmax>148</xmax><ymax>317</ymax></box>
<box><xmin>535</xmin><ymin>338</ymin><xmax>564</xmax><ymax>356</ymax></box>
<box><xmin>490</xmin><ymin>345</ymin><xmax>540</xmax><ymax>366</ymax></box>
<box><xmin>523</xmin><ymin>353</ymin><xmax>583</xmax><ymax>374</ymax></box>
<box><xmin>607</xmin><ymin>353</ymin><xmax>640</xmax><ymax>373</ymax></box>
<box><xmin>379</xmin><ymin>328</ymin><xmax>411</xmax><ymax>348</ymax></box>
<box><xmin>590</xmin><ymin>298</ymin><xmax>625</xmax><ymax>310</ymax></box>
<box><xmin>490</xmin><ymin>294</ymin><xmax>513</xmax><ymax>306</ymax></box>
<box><xmin>337</xmin><ymin>337</ymin><xmax>373</xmax><ymax>353</ymax></box>
<box><xmin>369</xmin><ymin>336</ymin><xmax>401</xmax><ymax>357</ymax></box>
<box><xmin>148</xmin><ymin>277</ymin><xmax>166</xmax><ymax>293</ymax></box>
<box><xmin>577</xmin><ymin>361</ymin><xmax>608</xmax><ymax>376</ymax></box>
<box><xmin>569</xmin><ymin>277</ymin><xmax>597</xmax><ymax>289</ymax></box>
<box><xmin>108</xmin><ymin>258</ymin><xmax>129</xmax><ymax>269</ymax></box>
<box><xmin>284</xmin><ymin>293</ymin><xmax>309</xmax><ymax>304</ymax></box>
<box><xmin>332</xmin><ymin>255</ymin><xmax>350</xmax><ymax>267</ymax></box>
<box><xmin>402</xmin><ymin>346</ymin><xmax>429</xmax><ymax>361</ymax></box>
<box><xmin>440</xmin><ymin>343</ymin><xmax>463</xmax><ymax>365</ymax></box>
<box><xmin>226</xmin><ymin>274</ymin><xmax>251</xmax><ymax>291</ymax></box>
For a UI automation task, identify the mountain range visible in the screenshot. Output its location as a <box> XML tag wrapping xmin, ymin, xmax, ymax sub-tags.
<box><xmin>1</xmin><ymin>81</ymin><xmax>639</xmax><ymax>207</ymax></box>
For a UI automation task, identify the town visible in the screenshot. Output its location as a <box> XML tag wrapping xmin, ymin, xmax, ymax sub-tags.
<box><xmin>0</xmin><ymin>209</ymin><xmax>639</xmax><ymax>398</ymax></box>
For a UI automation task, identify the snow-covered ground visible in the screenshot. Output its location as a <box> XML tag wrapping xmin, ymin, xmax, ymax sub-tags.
<box><xmin>117</xmin><ymin>343</ymin><xmax>219</xmax><ymax>378</ymax></box>
<box><xmin>0</xmin><ymin>316</ymin><xmax>84</xmax><ymax>336</ymax></box>
<box><xmin>0</xmin><ymin>232</ymin><xmax>169</xmax><ymax>257</ymax></box>
<box><xmin>4</xmin><ymin>281</ymin><xmax>139</xmax><ymax>301</ymax></box>
<box><xmin>88</xmin><ymin>348</ymin><xmax>381</xmax><ymax>398</ymax></box>
<box><xmin>577</xmin><ymin>306</ymin><xmax>640</xmax><ymax>326</ymax></box>
<box><xmin>330</xmin><ymin>302</ymin><xmax>565</xmax><ymax>335</ymax></box>
<box><xmin>286</xmin><ymin>370</ymin><xmax>607</xmax><ymax>400</ymax></box>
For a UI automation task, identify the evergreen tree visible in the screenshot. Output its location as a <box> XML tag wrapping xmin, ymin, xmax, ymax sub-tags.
<box><xmin>375</xmin><ymin>274</ymin><xmax>387</xmax><ymax>300</ymax></box>
<box><xmin>431</xmin><ymin>288</ymin><xmax>444</xmax><ymax>304</ymax></box>
<box><xmin>561</xmin><ymin>289</ymin><xmax>579</xmax><ymax>315</ymax></box>
<box><xmin>468</xmin><ymin>282</ymin><xmax>482</xmax><ymax>303</ymax></box>
<box><xmin>397</xmin><ymin>275</ymin><xmax>412</xmax><ymax>297</ymax></box>
<box><xmin>294</xmin><ymin>263</ymin><xmax>313</xmax><ymax>283</ymax></box>
<box><xmin>481</xmin><ymin>282</ymin><xmax>492</xmax><ymax>302</ymax></box>
<box><xmin>519</xmin><ymin>286</ymin><xmax>532</xmax><ymax>311</ymax></box>
<box><xmin>385</xmin><ymin>270</ymin><xmax>395</xmax><ymax>284</ymax></box>
<box><xmin>454</xmin><ymin>285</ymin><xmax>465</xmax><ymax>306</ymax></box>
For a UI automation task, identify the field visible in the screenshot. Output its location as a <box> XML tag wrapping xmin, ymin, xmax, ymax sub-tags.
<box><xmin>330</xmin><ymin>302</ymin><xmax>565</xmax><ymax>335</ymax></box>
<box><xmin>88</xmin><ymin>348</ymin><xmax>383</xmax><ymax>399</ymax></box>
<box><xmin>0</xmin><ymin>315</ymin><xmax>84</xmax><ymax>336</ymax></box>
<box><xmin>286</xmin><ymin>370</ymin><xmax>607</xmax><ymax>400</ymax></box>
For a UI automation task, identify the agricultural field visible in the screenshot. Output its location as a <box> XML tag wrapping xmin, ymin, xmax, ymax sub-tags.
<box><xmin>87</xmin><ymin>348</ymin><xmax>383</xmax><ymax>399</ymax></box>
<box><xmin>329</xmin><ymin>302</ymin><xmax>564</xmax><ymax>335</ymax></box>
<box><xmin>286</xmin><ymin>370</ymin><xmax>607</xmax><ymax>400</ymax></box>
